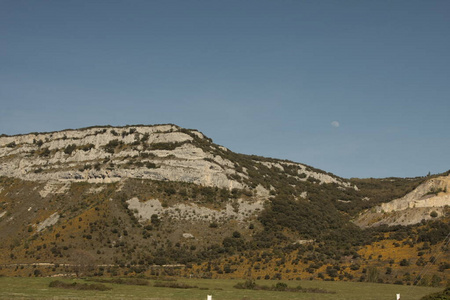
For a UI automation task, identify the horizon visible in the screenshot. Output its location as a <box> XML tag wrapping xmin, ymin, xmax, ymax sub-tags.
<box><xmin>1</xmin><ymin>1</ymin><xmax>449</xmax><ymax>179</ymax></box>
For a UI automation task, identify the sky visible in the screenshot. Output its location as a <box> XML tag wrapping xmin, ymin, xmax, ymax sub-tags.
<box><xmin>1</xmin><ymin>0</ymin><xmax>449</xmax><ymax>179</ymax></box>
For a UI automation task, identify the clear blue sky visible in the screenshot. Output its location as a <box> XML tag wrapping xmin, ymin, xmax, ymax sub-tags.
<box><xmin>1</xmin><ymin>0</ymin><xmax>449</xmax><ymax>178</ymax></box>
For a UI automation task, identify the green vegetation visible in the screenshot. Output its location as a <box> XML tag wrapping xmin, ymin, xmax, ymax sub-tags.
<box><xmin>0</xmin><ymin>277</ymin><xmax>443</xmax><ymax>299</ymax></box>
<box><xmin>421</xmin><ymin>287</ymin><xmax>450</xmax><ymax>300</ymax></box>
<box><xmin>91</xmin><ymin>278</ymin><xmax>149</xmax><ymax>286</ymax></box>
<box><xmin>49</xmin><ymin>280</ymin><xmax>111</xmax><ymax>291</ymax></box>
<box><xmin>349</xmin><ymin>177</ymin><xmax>427</xmax><ymax>211</ymax></box>
<box><xmin>153</xmin><ymin>281</ymin><xmax>198</xmax><ymax>289</ymax></box>
<box><xmin>234</xmin><ymin>279</ymin><xmax>334</xmax><ymax>294</ymax></box>
<box><xmin>104</xmin><ymin>139</ymin><xmax>124</xmax><ymax>154</ymax></box>
<box><xmin>64</xmin><ymin>144</ymin><xmax>77</xmax><ymax>155</ymax></box>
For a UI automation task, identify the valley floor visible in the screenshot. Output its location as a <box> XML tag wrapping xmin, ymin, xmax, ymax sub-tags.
<box><xmin>0</xmin><ymin>276</ymin><xmax>444</xmax><ymax>300</ymax></box>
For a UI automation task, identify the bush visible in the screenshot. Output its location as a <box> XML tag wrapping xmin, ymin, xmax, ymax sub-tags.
<box><xmin>81</xmin><ymin>144</ymin><xmax>95</xmax><ymax>151</ymax></box>
<box><xmin>234</xmin><ymin>279</ymin><xmax>256</xmax><ymax>290</ymax></box>
<box><xmin>420</xmin><ymin>287</ymin><xmax>450</xmax><ymax>300</ymax></box>
<box><xmin>233</xmin><ymin>280</ymin><xmax>333</xmax><ymax>293</ymax></box>
<box><xmin>274</xmin><ymin>282</ymin><xmax>288</xmax><ymax>291</ymax></box>
<box><xmin>153</xmin><ymin>281</ymin><xmax>197</xmax><ymax>289</ymax></box>
<box><xmin>399</xmin><ymin>259</ymin><xmax>410</xmax><ymax>266</ymax></box>
<box><xmin>64</xmin><ymin>144</ymin><xmax>77</xmax><ymax>155</ymax></box>
<box><xmin>209</xmin><ymin>222</ymin><xmax>218</xmax><ymax>228</ymax></box>
<box><xmin>146</xmin><ymin>162</ymin><xmax>158</xmax><ymax>169</ymax></box>
<box><xmin>49</xmin><ymin>280</ymin><xmax>111</xmax><ymax>291</ymax></box>
<box><xmin>39</xmin><ymin>147</ymin><xmax>51</xmax><ymax>157</ymax></box>
<box><xmin>93</xmin><ymin>278</ymin><xmax>149</xmax><ymax>286</ymax></box>
<box><xmin>104</xmin><ymin>139</ymin><xmax>122</xmax><ymax>154</ymax></box>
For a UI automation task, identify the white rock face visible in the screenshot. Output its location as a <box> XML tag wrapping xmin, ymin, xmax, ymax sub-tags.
<box><xmin>39</xmin><ymin>182</ymin><xmax>71</xmax><ymax>198</ymax></box>
<box><xmin>36</xmin><ymin>212</ymin><xmax>60</xmax><ymax>232</ymax></box>
<box><xmin>377</xmin><ymin>177</ymin><xmax>450</xmax><ymax>213</ymax></box>
<box><xmin>182</xmin><ymin>233</ymin><xmax>194</xmax><ymax>239</ymax></box>
<box><xmin>355</xmin><ymin>175</ymin><xmax>450</xmax><ymax>227</ymax></box>
<box><xmin>0</xmin><ymin>125</ymin><xmax>245</xmax><ymax>190</ymax></box>
<box><xmin>257</xmin><ymin>161</ymin><xmax>351</xmax><ymax>188</ymax></box>
<box><xmin>126</xmin><ymin>197</ymin><xmax>264</xmax><ymax>223</ymax></box>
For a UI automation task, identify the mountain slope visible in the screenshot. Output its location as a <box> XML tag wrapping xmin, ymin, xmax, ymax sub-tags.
<box><xmin>0</xmin><ymin>125</ymin><xmax>357</xmax><ymax>263</ymax></box>
<box><xmin>0</xmin><ymin>124</ymin><xmax>448</xmax><ymax>284</ymax></box>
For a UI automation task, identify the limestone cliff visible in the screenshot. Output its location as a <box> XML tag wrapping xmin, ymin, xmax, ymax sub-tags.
<box><xmin>0</xmin><ymin>124</ymin><xmax>352</xmax><ymax>197</ymax></box>
<box><xmin>355</xmin><ymin>175</ymin><xmax>450</xmax><ymax>227</ymax></box>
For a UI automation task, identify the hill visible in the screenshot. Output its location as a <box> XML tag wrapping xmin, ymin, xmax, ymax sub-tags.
<box><xmin>0</xmin><ymin>124</ymin><xmax>448</xmax><ymax>285</ymax></box>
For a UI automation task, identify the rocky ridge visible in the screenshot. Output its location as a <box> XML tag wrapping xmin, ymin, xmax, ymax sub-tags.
<box><xmin>0</xmin><ymin>124</ymin><xmax>352</xmax><ymax>197</ymax></box>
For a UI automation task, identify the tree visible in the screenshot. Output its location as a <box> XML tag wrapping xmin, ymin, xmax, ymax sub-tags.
<box><xmin>151</xmin><ymin>214</ymin><xmax>161</xmax><ymax>226</ymax></box>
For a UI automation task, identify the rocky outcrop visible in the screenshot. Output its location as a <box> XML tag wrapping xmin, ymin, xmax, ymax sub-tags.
<box><xmin>36</xmin><ymin>212</ymin><xmax>60</xmax><ymax>232</ymax></box>
<box><xmin>0</xmin><ymin>124</ymin><xmax>353</xmax><ymax>197</ymax></box>
<box><xmin>0</xmin><ymin>125</ymin><xmax>246</xmax><ymax>190</ymax></box>
<box><xmin>355</xmin><ymin>175</ymin><xmax>450</xmax><ymax>227</ymax></box>
<box><xmin>126</xmin><ymin>197</ymin><xmax>264</xmax><ymax>223</ymax></box>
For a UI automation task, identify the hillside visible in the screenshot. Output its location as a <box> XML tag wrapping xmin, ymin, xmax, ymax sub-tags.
<box><xmin>0</xmin><ymin>124</ymin><xmax>448</xmax><ymax>285</ymax></box>
<box><xmin>356</xmin><ymin>175</ymin><xmax>450</xmax><ymax>227</ymax></box>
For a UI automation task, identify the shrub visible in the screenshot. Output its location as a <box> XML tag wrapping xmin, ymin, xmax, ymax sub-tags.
<box><xmin>146</xmin><ymin>162</ymin><xmax>158</xmax><ymax>169</ymax></box>
<box><xmin>81</xmin><ymin>144</ymin><xmax>95</xmax><ymax>151</ymax></box>
<box><xmin>49</xmin><ymin>280</ymin><xmax>111</xmax><ymax>291</ymax></box>
<box><xmin>399</xmin><ymin>259</ymin><xmax>410</xmax><ymax>266</ymax></box>
<box><xmin>93</xmin><ymin>278</ymin><xmax>149</xmax><ymax>286</ymax></box>
<box><xmin>438</xmin><ymin>262</ymin><xmax>450</xmax><ymax>272</ymax></box>
<box><xmin>420</xmin><ymin>287</ymin><xmax>450</xmax><ymax>300</ymax></box>
<box><xmin>104</xmin><ymin>139</ymin><xmax>122</xmax><ymax>154</ymax></box>
<box><xmin>153</xmin><ymin>281</ymin><xmax>197</xmax><ymax>289</ymax></box>
<box><xmin>209</xmin><ymin>222</ymin><xmax>218</xmax><ymax>228</ymax></box>
<box><xmin>39</xmin><ymin>147</ymin><xmax>50</xmax><ymax>157</ymax></box>
<box><xmin>64</xmin><ymin>144</ymin><xmax>77</xmax><ymax>155</ymax></box>
<box><xmin>234</xmin><ymin>279</ymin><xmax>256</xmax><ymax>290</ymax></box>
<box><xmin>274</xmin><ymin>282</ymin><xmax>288</xmax><ymax>291</ymax></box>
<box><xmin>233</xmin><ymin>280</ymin><xmax>333</xmax><ymax>293</ymax></box>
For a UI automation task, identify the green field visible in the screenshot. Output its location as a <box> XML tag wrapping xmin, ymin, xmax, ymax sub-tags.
<box><xmin>0</xmin><ymin>277</ymin><xmax>443</xmax><ymax>300</ymax></box>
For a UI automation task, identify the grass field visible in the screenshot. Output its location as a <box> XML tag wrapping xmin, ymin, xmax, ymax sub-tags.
<box><xmin>0</xmin><ymin>277</ymin><xmax>444</xmax><ymax>300</ymax></box>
